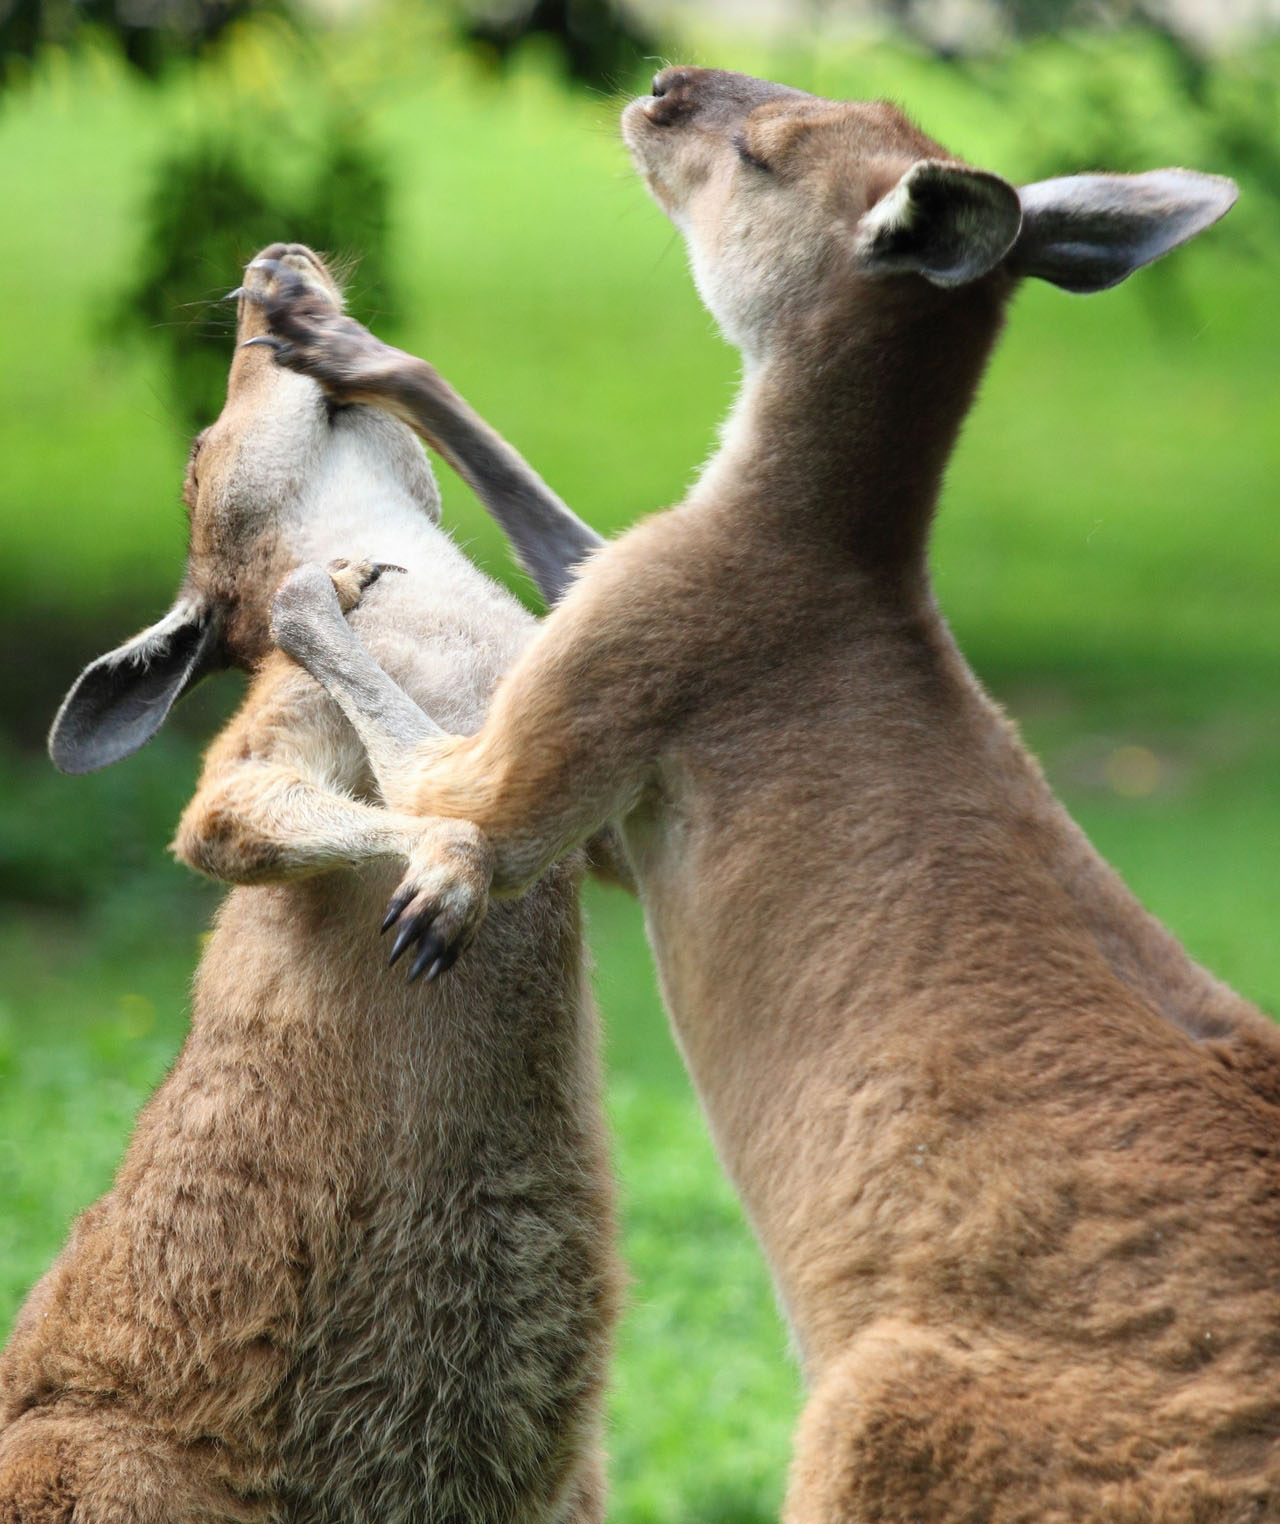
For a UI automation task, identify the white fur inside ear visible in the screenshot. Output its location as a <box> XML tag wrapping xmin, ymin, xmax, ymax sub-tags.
<box><xmin>854</xmin><ymin>167</ymin><xmax>922</xmax><ymax>253</ymax></box>
<box><xmin>47</xmin><ymin>597</ymin><xmax>221</xmax><ymax>774</ymax></box>
<box><xmin>855</xmin><ymin>160</ymin><xmax>1023</xmax><ymax>288</ymax></box>
<box><xmin>120</xmin><ymin>597</ymin><xmax>208</xmax><ymax>668</ymax></box>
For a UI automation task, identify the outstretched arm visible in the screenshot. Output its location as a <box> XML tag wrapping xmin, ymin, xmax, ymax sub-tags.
<box><xmin>245</xmin><ymin>260</ymin><xmax>604</xmax><ymax>607</ymax></box>
<box><xmin>271</xmin><ymin>554</ymin><xmax>656</xmax><ymax>977</ymax></box>
<box><xmin>173</xmin><ymin>563</ymin><xmax>491</xmax><ymax>980</ymax></box>
<box><xmin>269</xmin><ymin>560</ymin><xmax>446</xmax><ymax>805</ymax></box>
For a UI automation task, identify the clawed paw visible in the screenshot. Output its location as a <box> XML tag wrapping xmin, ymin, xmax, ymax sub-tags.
<box><xmin>239</xmin><ymin>255</ymin><xmax>397</xmax><ymax>403</ymax></box>
<box><xmin>383</xmin><ymin>822</ymin><xmax>494</xmax><ymax>984</ymax></box>
<box><xmin>327</xmin><ymin>558</ymin><xmax>407</xmax><ymax>614</ymax></box>
<box><xmin>384</xmin><ymin>893</ymin><xmax>463</xmax><ymax>984</ymax></box>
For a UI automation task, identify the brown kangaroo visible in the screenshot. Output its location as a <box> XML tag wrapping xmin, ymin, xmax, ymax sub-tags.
<box><xmin>254</xmin><ymin>72</ymin><xmax>1280</xmax><ymax>1520</ymax></box>
<box><xmin>0</xmin><ymin>246</ymin><xmax>619</xmax><ymax>1524</ymax></box>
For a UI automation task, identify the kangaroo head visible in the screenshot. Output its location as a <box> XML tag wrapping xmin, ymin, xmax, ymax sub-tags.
<box><xmin>622</xmin><ymin>67</ymin><xmax>1237</xmax><ymax>362</ymax></box>
<box><xmin>50</xmin><ymin>244</ymin><xmax>439</xmax><ymax>774</ymax></box>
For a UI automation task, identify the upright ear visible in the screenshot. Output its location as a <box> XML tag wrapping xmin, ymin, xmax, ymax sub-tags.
<box><xmin>1011</xmin><ymin>170</ymin><xmax>1238</xmax><ymax>293</ymax></box>
<box><xmin>48</xmin><ymin>598</ymin><xmax>223</xmax><ymax>774</ymax></box>
<box><xmin>855</xmin><ymin>160</ymin><xmax>1024</xmax><ymax>289</ymax></box>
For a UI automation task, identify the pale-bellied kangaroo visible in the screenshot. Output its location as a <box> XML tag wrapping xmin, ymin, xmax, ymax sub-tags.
<box><xmin>254</xmin><ymin>73</ymin><xmax>1280</xmax><ymax>1519</ymax></box>
<box><xmin>0</xmin><ymin>246</ymin><xmax>619</xmax><ymax>1524</ymax></box>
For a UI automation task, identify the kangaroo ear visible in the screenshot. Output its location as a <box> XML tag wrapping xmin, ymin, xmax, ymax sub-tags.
<box><xmin>48</xmin><ymin>599</ymin><xmax>224</xmax><ymax>774</ymax></box>
<box><xmin>855</xmin><ymin>160</ymin><xmax>1024</xmax><ymax>288</ymax></box>
<box><xmin>1012</xmin><ymin>170</ymin><xmax>1238</xmax><ymax>293</ymax></box>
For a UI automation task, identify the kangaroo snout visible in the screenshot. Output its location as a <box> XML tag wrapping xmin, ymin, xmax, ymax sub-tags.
<box><xmin>622</xmin><ymin>67</ymin><xmax>814</xmax><ymax>236</ymax></box>
<box><xmin>639</xmin><ymin>66</ymin><xmax>705</xmax><ymax>126</ymax></box>
<box><xmin>635</xmin><ymin>67</ymin><xmax>805</xmax><ymax>130</ymax></box>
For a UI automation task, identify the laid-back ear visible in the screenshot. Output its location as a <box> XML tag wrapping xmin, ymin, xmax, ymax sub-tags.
<box><xmin>48</xmin><ymin>598</ymin><xmax>223</xmax><ymax>774</ymax></box>
<box><xmin>1011</xmin><ymin>170</ymin><xmax>1238</xmax><ymax>293</ymax></box>
<box><xmin>855</xmin><ymin>160</ymin><xmax>1024</xmax><ymax>289</ymax></box>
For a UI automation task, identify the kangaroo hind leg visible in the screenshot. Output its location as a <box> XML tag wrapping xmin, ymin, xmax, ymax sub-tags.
<box><xmin>785</xmin><ymin>1325</ymin><xmax>1039</xmax><ymax>1524</ymax></box>
<box><xmin>0</xmin><ymin>1410</ymin><xmax>267</xmax><ymax>1524</ymax></box>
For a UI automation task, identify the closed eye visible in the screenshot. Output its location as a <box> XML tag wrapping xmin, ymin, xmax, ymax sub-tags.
<box><xmin>734</xmin><ymin>133</ymin><xmax>771</xmax><ymax>173</ymax></box>
<box><xmin>187</xmin><ymin>427</ymin><xmax>210</xmax><ymax>467</ymax></box>
<box><xmin>182</xmin><ymin>427</ymin><xmax>210</xmax><ymax>510</ymax></box>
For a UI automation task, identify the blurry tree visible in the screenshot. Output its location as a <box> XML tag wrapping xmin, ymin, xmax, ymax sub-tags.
<box><xmin>0</xmin><ymin>0</ymin><xmax>284</xmax><ymax>85</ymax></box>
<box><xmin>0</xmin><ymin>0</ymin><xmax>399</xmax><ymax>431</ymax></box>
<box><xmin>459</xmin><ymin>0</ymin><xmax>658</xmax><ymax>88</ymax></box>
<box><xmin>878</xmin><ymin>0</ymin><xmax>1265</xmax><ymax>58</ymax></box>
<box><xmin>114</xmin><ymin>113</ymin><xmax>396</xmax><ymax>429</ymax></box>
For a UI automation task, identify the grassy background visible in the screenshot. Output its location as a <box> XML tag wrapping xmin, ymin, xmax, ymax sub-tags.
<box><xmin>0</xmin><ymin>17</ymin><xmax>1277</xmax><ymax>1523</ymax></box>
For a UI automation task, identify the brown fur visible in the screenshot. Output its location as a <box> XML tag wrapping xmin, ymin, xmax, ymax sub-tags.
<box><xmin>0</xmin><ymin>248</ymin><xmax>619</xmax><ymax>1523</ymax></box>
<box><xmin>259</xmin><ymin>76</ymin><xmax>1277</xmax><ymax>1520</ymax></box>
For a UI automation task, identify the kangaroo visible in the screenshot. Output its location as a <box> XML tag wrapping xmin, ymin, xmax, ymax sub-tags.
<box><xmin>252</xmin><ymin>72</ymin><xmax>1280</xmax><ymax>1521</ymax></box>
<box><xmin>0</xmin><ymin>245</ymin><xmax>619</xmax><ymax>1524</ymax></box>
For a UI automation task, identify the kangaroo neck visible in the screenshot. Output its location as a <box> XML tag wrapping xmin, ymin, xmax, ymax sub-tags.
<box><xmin>694</xmin><ymin>274</ymin><xmax>1010</xmax><ymax>580</ymax></box>
<box><xmin>214</xmin><ymin>490</ymin><xmax>445</xmax><ymax>668</ymax></box>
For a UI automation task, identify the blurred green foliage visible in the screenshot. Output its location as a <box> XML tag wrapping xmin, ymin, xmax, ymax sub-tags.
<box><xmin>0</xmin><ymin>0</ymin><xmax>653</xmax><ymax>89</ymax></box>
<box><xmin>0</xmin><ymin>13</ymin><xmax>1278</xmax><ymax>1523</ymax></box>
<box><xmin>114</xmin><ymin>109</ymin><xmax>396</xmax><ymax>428</ymax></box>
<box><xmin>0</xmin><ymin>0</ymin><xmax>272</xmax><ymax>83</ymax></box>
<box><xmin>460</xmin><ymin>0</ymin><xmax>658</xmax><ymax>88</ymax></box>
<box><xmin>942</xmin><ymin>33</ymin><xmax>1280</xmax><ymax>250</ymax></box>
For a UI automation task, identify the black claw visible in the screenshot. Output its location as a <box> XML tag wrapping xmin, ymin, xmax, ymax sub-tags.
<box><xmin>408</xmin><ymin>934</ymin><xmax>446</xmax><ymax>984</ymax></box>
<box><xmin>424</xmin><ymin>945</ymin><xmax>461</xmax><ymax>983</ymax></box>
<box><xmin>388</xmin><ymin>922</ymin><xmax>420</xmax><ymax>967</ymax></box>
<box><xmin>381</xmin><ymin>890</ymin><xmax>413</xmax><ymax>933</ymax></box>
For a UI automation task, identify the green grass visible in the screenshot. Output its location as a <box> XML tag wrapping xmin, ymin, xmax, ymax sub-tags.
<box><xmin>1</xmin><ymin>19</ymin><xmax>1278</xmax><ymax>1523</ymax></box>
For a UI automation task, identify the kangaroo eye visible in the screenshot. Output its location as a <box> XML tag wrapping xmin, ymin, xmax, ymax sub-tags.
<box><xmin>183</xmin><ymin>428</ymin><xmax>210</xmax><ymax>506</ymax></box>
<box><xmin>734</xmin><ymin>134</ymin><xmax>771</xmax><ymax>173</ymax></box>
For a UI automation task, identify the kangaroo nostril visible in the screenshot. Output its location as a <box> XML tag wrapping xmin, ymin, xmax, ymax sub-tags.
<box><xmin>645</xmin><ymin>67</ymin><xmax>701</xmax><ymax>125</ymax></box>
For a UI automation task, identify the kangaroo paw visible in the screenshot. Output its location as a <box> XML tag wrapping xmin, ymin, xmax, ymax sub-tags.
<box><xmin>326</xmin><ymin>558</ymin><xmax>407</xmax><ymax>614</ymax></box>
<box><xmin>242</xmin><ymin>257</ymin><xmax>403</xmax><ymax>406</ymax></box>
<box><xmin>384</xmin><ymin>821</ymin><xmax>494</xmax><ymax>983</ymax></box>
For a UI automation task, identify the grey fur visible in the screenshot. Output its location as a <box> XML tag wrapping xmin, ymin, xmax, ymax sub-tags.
<box><xmin>1013</xmin><ymin>169</ymin><xmax>1238</xmax><ymax>291</ymax></box>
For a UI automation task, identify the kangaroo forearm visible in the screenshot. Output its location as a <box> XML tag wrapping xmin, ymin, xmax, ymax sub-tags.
<box><xmin>404</xmin><ymin>728</ymin><xmax>640</xmax><ymax>896</ymax></box>
<box><xmin>172</xmin><ymin>766</ymin><xmax>421</xmax><ymax>885</ymax></box>
<box><xmin>382</xmin><ymin>358</ymin><xmax>603</xmax><ymax>605</ymax></box>
<box><xmin>274</xmin><ymin>563</ymin><xmax>644</xmax><ymax>894</ymax></box>
<box><xmin>252</xmin><ymin>275</ymin><xmax>605</xmax><ymax>606</ymax></box>
<box><xmin>271</xmin><ymin>564</ymin><xmax>445</xmax><ymax>811</ymax></box>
